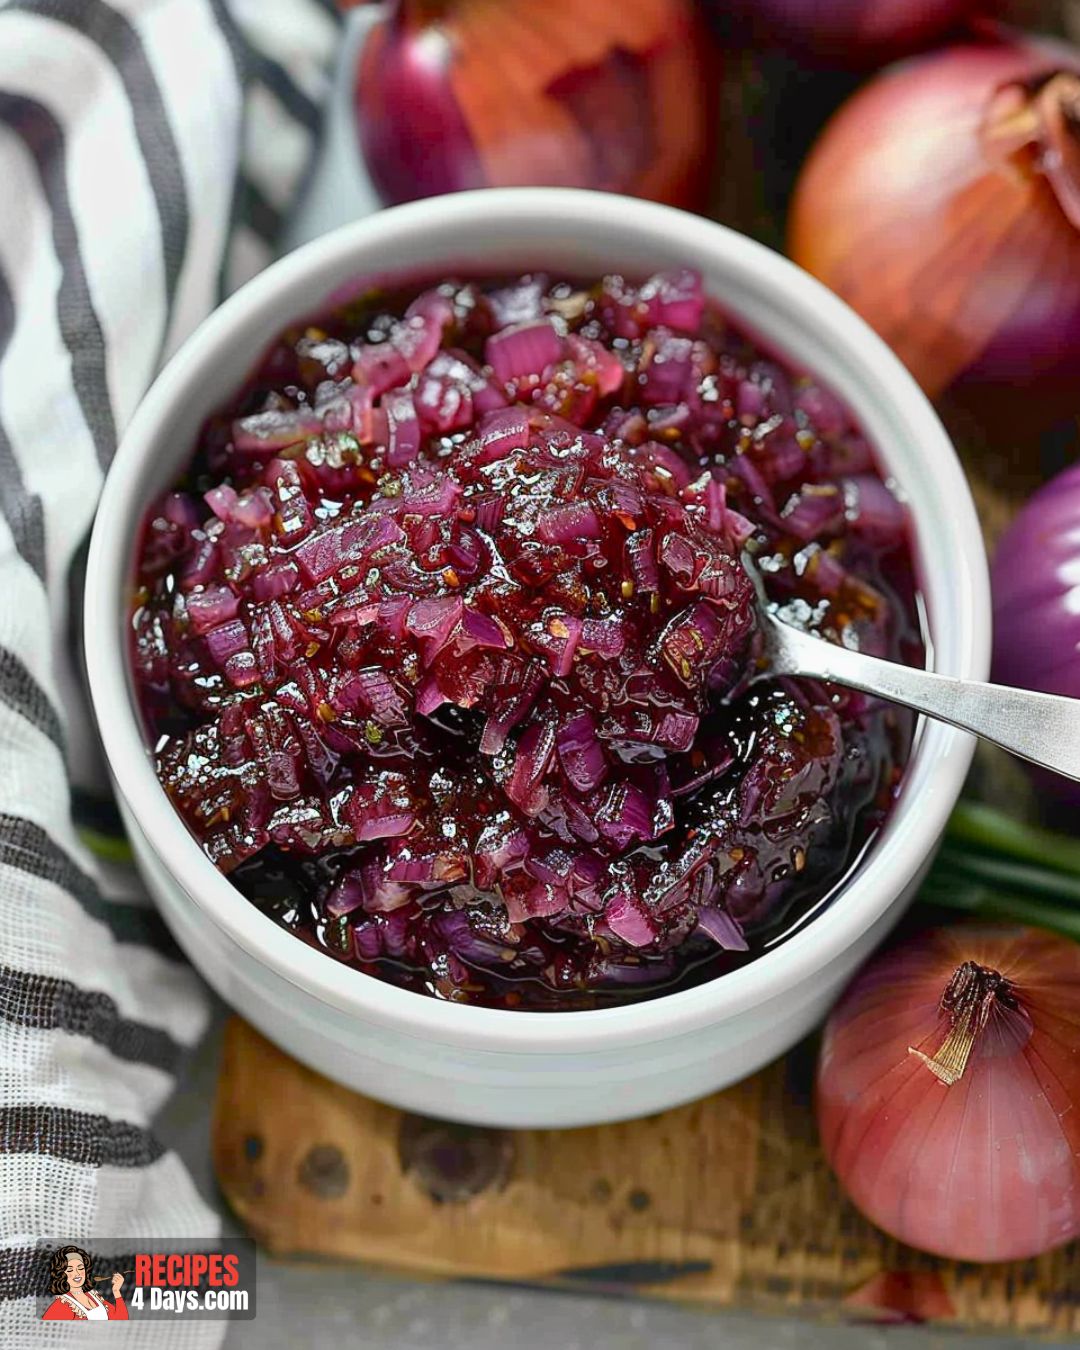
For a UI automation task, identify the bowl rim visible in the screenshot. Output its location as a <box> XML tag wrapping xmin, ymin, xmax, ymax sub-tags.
<box><xmin>85</xmin><ymin>187</ymin><xmax>989</xmax><ymax>1054</ymax></box>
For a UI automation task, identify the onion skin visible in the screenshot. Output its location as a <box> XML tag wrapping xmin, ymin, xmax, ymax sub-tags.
<box><xmin>992</xmin><ymin>461</ymin><xmax>1080</xmax><ymax>702</ymax></box>
<box><xmin>789</xmin><ymin>36</ymin><xmax>1080</xmax><ymax>407</ymax></box>
<box><xmin>355</xmin><ymin>7</ymin><xmax>480</xmax><ymax>202</ymax></box>
<box><xmin>355</xmin><ymin>0</ymin><xmax>714</xmax><ymax>211</ymax></box>
<box><xmin>817</xmin><ymin>925</ymin><xmax>1080</xmax><ymax>1263</ymax></box>
<box><xmin>991</xmin><ymin>461</ymin><xmax>1080</xmax><ymax>806</ymax></box>
<box><xmin>717</xmin><ymin>0</ymin><xmax>979</xmax><ymax>67</ymax></box>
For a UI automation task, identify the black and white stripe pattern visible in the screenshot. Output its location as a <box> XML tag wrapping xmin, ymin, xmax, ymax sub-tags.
<box><xmin>0</xmin><ymin>0</ymin><xmax>340</xmax><ymax>1341</ymax></box>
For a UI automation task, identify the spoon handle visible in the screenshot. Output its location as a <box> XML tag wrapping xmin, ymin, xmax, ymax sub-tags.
<box><xmin>771</xmin><ymin>627</ymin><xmax>1080</xmax><ymax>783</ymax></box>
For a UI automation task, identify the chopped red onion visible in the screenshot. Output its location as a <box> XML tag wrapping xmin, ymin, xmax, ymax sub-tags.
<box><xmin>556</xmin><ymin>712</ymin><xmax>608</xmax><ymax>793</ymax></box>
<box><xmin>186</xmin><ymin>585</ymin><xmax>239</xmax><ymax>635</ymax></box>
<box><xmin>472</xmin><ymin>406</ymin><xmax>531</xmax><ymax>463</ymax></box>
<box><xmin>251</xmin><ymin>558</ymin><xmax>300</xmax><ymax>603</ymax></box>
<box><xmin>696</xmin><ymin>906</ymin><xmax>749</xmax><ymax>951</ymax></box>
<box><xmin>604</xmin><ymin>890</ymin><xmax>658</xmax><ymax>948</ymax></box>
<box><xmin>351</xmin><ymin>339</ymin><xmax>410</xmax><ymax>398</ymax></box>
<box><xmin>781</xmin><ymin>484</ymin><xmax>845</xmax><ymax>542</ymax></box>
<box><xmin>842</xmin><ymin>474</ymin><xmax>906</xmax><ymax>543</ymax></box>
<box><xmin>136</xmin><ymin>267</ymin><xmax>917</xmax><ymax>1012</ymax></box>
<box><xmin>384</xmin><ymin>387</ymin><xmax>421</xmax><ymax>468</ymax></box>
<box><xmin>347</xmin><ymin>777</ymin><xmax>417</xmax><ymax>842</ymax></box>
<box><xmin>232</xmin><ymin>407</ymin><xmax>322</xmax><ymax>454</ymax></box>
<box><xmin>485</xmin><ymin>319</ymin><xmax>564</xmax><ymax>384</ymax></box>
<box><xmin>639</xmin><ymin>268</ymin><xmax>706</xmax><ymax>331</ymax></box>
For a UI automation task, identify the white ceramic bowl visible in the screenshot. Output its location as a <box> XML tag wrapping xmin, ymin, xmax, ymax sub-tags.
<box><xmin>85</xmin><ymin>189</ymin><xmax>989</xmax><ymax>1128</ymax></box>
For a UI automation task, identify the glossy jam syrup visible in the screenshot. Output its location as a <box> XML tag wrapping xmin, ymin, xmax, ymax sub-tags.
<box><xmin>131</xmin><ymin>270</ymin><xmax>921</xmax><ymax>1010</ymax></box>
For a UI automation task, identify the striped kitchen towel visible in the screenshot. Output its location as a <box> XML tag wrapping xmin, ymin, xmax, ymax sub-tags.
<box><xmin>0</xmin><ymin>0</ymin><xmax>340</xmax><ymax>1343</ymax></box>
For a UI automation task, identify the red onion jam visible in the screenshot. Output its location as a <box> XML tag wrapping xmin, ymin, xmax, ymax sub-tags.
<box><xmin>132</xmin><ymin>270</ymin><xmax>920</xmax><ymax>1009</ymax></box>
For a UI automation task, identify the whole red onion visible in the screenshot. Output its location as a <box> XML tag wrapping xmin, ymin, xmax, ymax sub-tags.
<box><xmin>790</xmin><ymin>33</ymin><xmax>1080</xmax><ymax>413</ymax></box>
<box><xmin>991</xmin><ymin>460</ymin><xmax>1080</xmax><ymax>805</ymax></box>
<box><xmin>354</xmin><ymin>0</ymin><xmax>713</xmax><ymax>210</ymax></box>
<box><xmin>718</xmin><ymin>0</ymin><xmax>980</xmax><ymax>66</ymax></box>
<box><xmin>992</xmin><ymin>462</ymin><xmax>1080</xmax><ymax>703</ymax></box>
<box><xmin>818</xmin><ymin>925</ymin><xmax>1080</xmax><ymax>1262</ymax></box>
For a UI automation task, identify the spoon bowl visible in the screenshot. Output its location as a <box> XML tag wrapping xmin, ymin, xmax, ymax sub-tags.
<box><xmin>746</xmin><ymin>552</ymin><xmax>1080</xmax><ymax>785</ymax></box>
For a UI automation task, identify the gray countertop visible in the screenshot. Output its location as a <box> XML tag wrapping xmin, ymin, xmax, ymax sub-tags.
<box><xmin>155</xmin><ymin>999</ymin><xmax>1063</xmax><ymax>1350</ymax></box>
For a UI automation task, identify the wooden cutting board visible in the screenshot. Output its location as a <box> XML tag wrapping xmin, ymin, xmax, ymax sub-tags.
<box><xmin>213</xmin><ymin>1017</ymin><xmax>1080</xmax><ymax>1334</ymax></box>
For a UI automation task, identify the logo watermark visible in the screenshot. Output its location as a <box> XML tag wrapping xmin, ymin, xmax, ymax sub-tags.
<box><xmin>33</xmin><ymin>1238</ymin><xmax>256</xmax><ymax>1322</ymax></box>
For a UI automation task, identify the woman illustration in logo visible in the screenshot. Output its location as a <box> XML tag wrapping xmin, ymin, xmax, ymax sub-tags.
<box><xmin>41</xmin><ymin>1245</ymin><xmax>128</xmax><ymax>1321</ymax></box>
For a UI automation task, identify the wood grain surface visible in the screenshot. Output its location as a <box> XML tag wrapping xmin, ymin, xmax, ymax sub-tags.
<box><xmin>213</xmin><ymin>1018</ymin><xmax>1080</xmax><ymax>1333</ymax></box>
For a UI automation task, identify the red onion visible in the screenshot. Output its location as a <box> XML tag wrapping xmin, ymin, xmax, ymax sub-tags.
<box><xmin>347</xmin><ymin>773</ymin><xmax>418</xmax><ymax>841</ymax></box>
<box><xmin>717</xmin><ymin>0</ymin><xmax>980</xmax><ymax>66</ymax></box>
<box><xmin>354</xmin><ymin>0</ymin><xmax>714</xmax><ymax>211</ymax></box>
<box><xmin>185</xmin><ymin>585</ymin><xmax>239</xmax><ymax>635</ymax></box>
<box><xmin>992</xmin><ymin>460</ymin><xmax>1080</xmax><ymax>702</ymax></box>
<box><xmin>790</xmin><ymin>33</ymin><xmax>1080</xmax><ymax>415</ymax></box>
<box><xmin>604</xmin><ymin>890</ymin><xmax>658</xmax><ymax>947</ymax></box>
<box><xmin>991</xmin><ymin>461</ymin><xmax>1080</xmax><ymax>805</ymax></box>
<box><xmin>135</xmin><ymin>266</ymin><xmax>920</xmax><ymax>1009</ymax></box>
<box><xmin>818</xmin><ymin>925</ymin><xmax>1080</xmax><ymax>1262</ymax></box>
<box><xmin>486</xmin><ymin>320</ymin><xmax>563</xmax><ymax>384</ymax></box>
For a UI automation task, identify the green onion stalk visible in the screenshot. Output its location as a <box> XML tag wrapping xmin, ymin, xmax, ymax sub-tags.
<box><xmin>921</xmin><ymin>800</ymin><xmax>1080</xmax><ymax>941</ymax></box>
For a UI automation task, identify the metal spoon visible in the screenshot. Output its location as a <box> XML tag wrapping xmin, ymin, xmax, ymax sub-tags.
<box><xmin>746</xmin><ymin>558</ymin><xmax>1080</xmax><ymax>784</ymax></box>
